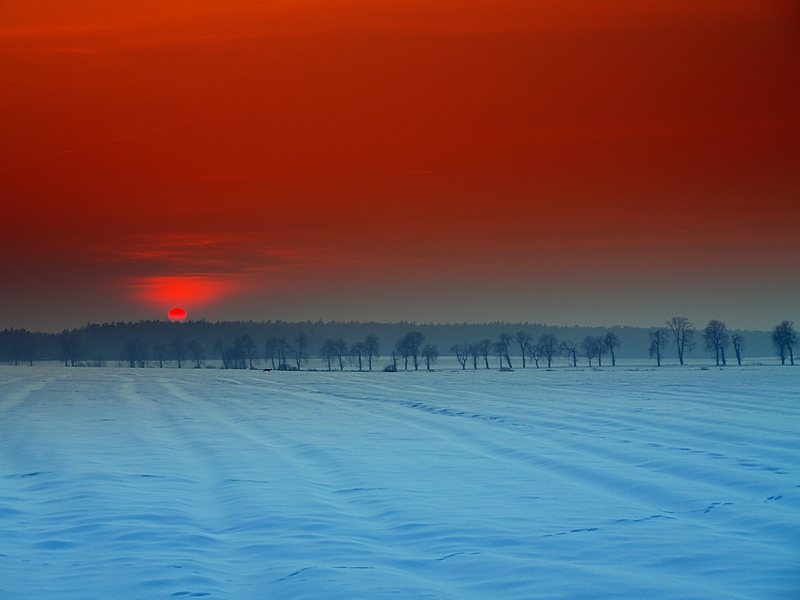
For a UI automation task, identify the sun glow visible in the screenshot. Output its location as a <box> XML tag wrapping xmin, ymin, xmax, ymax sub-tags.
<box><xmin>126</xmin><ymin>275</ymin><xmax>244</xmax><ymax>312</ymax></box>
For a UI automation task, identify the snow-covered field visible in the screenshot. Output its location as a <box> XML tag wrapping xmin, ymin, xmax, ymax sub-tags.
<box><xmin>1</xmin><ymin>366</ymin><xmax>798</xmax><ymax>599</ymax></box>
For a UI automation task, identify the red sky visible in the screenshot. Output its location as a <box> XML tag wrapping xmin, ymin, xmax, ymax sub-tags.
<box><xmin>1</xmin><ymin>0</ymin><xmax>798</xmax><ymax>331</ymax></box>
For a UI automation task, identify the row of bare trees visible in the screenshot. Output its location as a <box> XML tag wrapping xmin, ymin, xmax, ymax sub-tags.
<box><xmin>320</xmin><ymin>335</ymin><xmax>381</xmax><ymax>371</ymax></box>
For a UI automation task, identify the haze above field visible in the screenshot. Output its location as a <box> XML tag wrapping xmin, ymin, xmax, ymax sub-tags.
<box><xmin>1</xmin><ymin>1</ymin><xmax>798</xmax><ymax>331</ymax></box>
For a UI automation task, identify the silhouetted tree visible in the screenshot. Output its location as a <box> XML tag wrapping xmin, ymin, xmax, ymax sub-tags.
<box><xmin>294</xmin><ymin>333</ymin><xmax>307</xmax><ymax>370</ymax></box>
<box><xmin>560</xmin><ymin>340</ymin><xmax>578</xmax><ymax>367</ymax></box>
<box><xmin>515</xmin><ymin>331</ymin><xmax>533</xmax><ymax>368</ymax></box>
<box><xmin>702</xmin><ymin>320</ymin><xmax>730</xmax><ymax>366</ymax></box>
<box><xmin>604</xmin><ymin>332</ymin><xmax>621</xmax><ymax>366</ymax></box>
<box><xmin>320</xmin><ymin>339</ymin><xmax>336</xmax><ymax>371</ymax></box>
<box><xmin>649</xmin><ymin>329</ymin><xmax>667</xmax><ymax>366</ymax></box>
<box><xmin>581</xmin><ymin>336</ymin><xmax>598</xmax><ymax>366</ymax></box>
<box><xmin>476</xmin><ymin>339</ymin><xmax>491</xmax><ymax>369</ymax></box>
<box><xmin>496</xmin><ymin>333</ymin><xmax>513</xmax><ymax>369</ymax></box>
<box><xmin>171</xmin><ymin>336</ymin><xmax>185</xmax><ymax>369</ymax></box>
<box><xmin>467</xmin><ymin>342</ymin><xmax>479</xmax><ymax>369</ymax></box>
<box><xmin>538</xmin><ymin>333</ymin><xmax>558</xmax><ymax>368</ymax></box>
<box><xmin>350</xmin><ymin>341</ymin><xmax>365</xmax><ymax>371</ymax></box>
<box><xmin>213</xmin><ymin>338</ymin><xmax>230</xmax><ymax>368</ymax></box>
<box><xmin>241</xmin><ymin>334</ymin><xmax>259</xmax><ymax>369</ymax></box>
<box><xmin>333</xmin><ymin>339</ymin><xmax>348</xmax><ymax>371</ymax></box>
<box><xmin>395</xmin><ymin>337</ymin><xmax>411</xmax><ymax>370</ymax></box>
<box><xmin>527</xmin><ymin>341</ymin><xmax>541</xmax><ymax>368</ymax></box>
<box><xmin>188</xmin><ymin>339</ymin><xmax>205</xmax><ymax>368</ymax></box>
<box><xmin>452</xmin><ymin>343</ymin><xmax>469</xmax><ymax>369</ymax></box>
<box><xmin>731</xmin><ymin>333</ymin><xmax>744</xmax><ymax>366</ymax></box>
<box><xmin>421</xmin><ymin>344</ymin><xmax>439</xmax><ymax>371</ymax></box>
<box><xmin>152</xmin><ymin>342</ymin><xmax>167</xmax><ymax>368</ymax></box>
<box><xmin>772</xmin><ymin>321</ymin><xmax>797</xmax><ymax>366</ymax></box>
<box><xmin>364</xmin><ymin>334</ymin><xmax>379</xmax><ymax>371</ymax></box>
<box><xmin>595</xmin><ymin>335</ymin><xmax>607</xmax><ymax>367</ymax></box>
<box><xmin>59</xmin><ymin>330</ymin><xmax>81</xmax><ymax>367</ymax></box>
<box><xmin>398</xmin><ymin>331</ymin><xmax>425</xmax><ymax>370</ymax></box>
<box><xmin>123</xmin><ymin>338</ymin><xmax>147</xmax><ymax>368</ymax></box>
<box><xmin>493</xmin><ymin>340</ymin><xmax>506</xmax><ymax>369</ymax></box>
<box><xmin>666</xmin><ymin>317</ymin><xmax>695</xmax><ymax>365</ymax></box>
<box><xmin>265</xmin><ymin>337</ymin><xmax>277</xmax><ymax>369</ymax></box>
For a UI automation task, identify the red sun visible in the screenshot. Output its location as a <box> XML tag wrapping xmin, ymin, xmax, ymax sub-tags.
<box><xmin>168</xmin><ymin>307</ymin><xmax>187</xmax><ymax>322</ymax></box>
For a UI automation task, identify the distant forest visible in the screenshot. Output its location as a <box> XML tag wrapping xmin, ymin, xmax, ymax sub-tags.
<box><xmin>0</xmin><ymin>320</ymin><xmax>787</xmax><ymax>368</ymax></box>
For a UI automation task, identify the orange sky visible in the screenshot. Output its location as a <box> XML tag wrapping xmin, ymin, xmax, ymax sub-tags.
<box><xmin>1</xmin><ymin>1</ymin><xmax>799</xmax><ymax>330</ymax></box>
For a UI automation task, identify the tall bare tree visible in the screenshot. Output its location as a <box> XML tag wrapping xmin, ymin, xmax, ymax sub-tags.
<box><xmin>595</xmin><ymin>335</ymin><xmax>607</xmax><ymax>367</ymax></box>
<box><xmin>560</xmin><ymin>340</ymin><xmax>578</xmax><ymax>367</ymax></box>
<box><xmin>604</xmin><ymin>332</ymin><xmax>621</xmax><ymax>366</ymax></box>
<box><xmin>731</xmin><ymin>333</ymin><xmax>744</xmax><ymax>366</ymax></box>
<box><xmin>649</xmin><ymin>329</ymin><xmax>667</xmax><ymax>366</ymax></box>
<box><xmin>320</xmin><ymin>339</ymin><xmax>336</xmax><ymax>371</ymax></box>
<box><xmin>515</xmin><ymin>331</ymin><xmax>532</xmax><ymax>368</ymax></box>
<box><xmin>333</xmin><ymin>339</ymin><xmax>348</xmax><ymax>371</ymax></box>
<box><xmin>350</xmin><ymin>341</ymin><xmax>365</xmax><ymax>371</ymax></box>
<box><xmin>364</xmin><ymin>334</ymin><xmax>379</xmax><ymax>371</ymax></box>
<box><xmin>294</xmin><ymin>333</ymin><xmax>307</xmax><ymax>370</ymax></box>
<box><xmin>241</xmin><ymin>334</ymin><xmax>259</xmax><ymax>369</ymax></box>
<box><xmin>395</xmin><ymin>337</ymin><xmax>411</xmax><ymax>370</ymax></box>
<box><xmin>476</xmin><ymin>340</ymin><xmax>492</xmax><ymax>369</ymax></box>
<box><xmin>581</xmin><ymin>336</ymin><xmax>598</xmax><ymax>366</ymax></box>
<box><xmin>496</xmin><ymin>333</ymin><xmax>513</xmax><ymax>369</ymax></box>
<box><xmin>152</xmin><ymin>342</ymin><xmax>167</xmax><ymax>368</ymax></box>
<box><xmin>399</xmin><ymin>331</ymin><xmax>425</xmax><ymax>370</ymax></box>
<box><xmin>451</xmin><ymin>343</ymin><xmax>469</xmax><ymax>370</ymax></box>
<box><xmin>665</xmin><ymin>317</ymin><xmax>695</xmax><ymax>365</ymax></box>
<box><xmin>538</xmin><ymin>333</ymin><xmax>559</xmax><ymax>368</ymax></box>
<box><xmin>772</xmin><ymin>321</ymin><xmax>797</xmax><ymax>366</ymax></box>
<box><xmin>171</xmin><ymin>336</ymin><xmax>185</xmax><ymax>369</ymax></box>
<box><xmin>265</xmin><ymin>337</ymin><xmax>277</xmax><ymax>369</ymax></box>
<box><xmin>702</xmin><ymin>320</ymin><xmax>729</xmax><ymax>366</ymax></box>
<box><xmin>421</xmin><ymin>344</ymin><xmax>439</xmax><ymax>371</ymax></box>
<box><xmin>188</xmin><ymin>339</ymin><xmax>205</xmax><ymax>368</ymax></box>
<box><xmin>527</xmin><ymin>341</ymin><xmax>541</xmax><ymax>368</ymax></box>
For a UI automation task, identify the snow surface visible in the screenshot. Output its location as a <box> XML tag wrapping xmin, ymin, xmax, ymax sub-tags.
<box><xmin>1</xmin><ymin>366</ymin><xmax>798</xmax><ymax>599</ymax></box>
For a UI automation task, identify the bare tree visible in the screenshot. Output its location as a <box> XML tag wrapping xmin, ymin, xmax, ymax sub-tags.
<box><xmin>731</xmin><ymin>333</ymin><xmax>744</xmax><ymax>366</ymax></box>
<box><xmin>124</xmin><ymin>339</ymin><xmax>147</xmax><ymax>368</ymax></box>
<box><xmin>473</xmin><ymin>339</ymin><xmax>491</xmax><ymax>369</ymax></box>
<box><xmin>527</xmin><ymin>341</ymin><xmax>541</xmax><ymax>368</ymax></box>
<box><xmin>265</xmin><ymin>337</ymin><xmax>277</xmax><ymax>370</ymax></box>
<box><xmin>604</xmin><ymin>332</ymin><xmax>621</xmax><ymax>366</ymax></box>
<box><xmin>152</xmin><ymin>342</ymin><xmax>167</xmax><ymax>368</ymax></box>
<box><xmin>538</xmin><ymin>333</ymin><xmax>559</xmax><ymax>368</ymax></box>
<box><xmin>59</xmin><ymin>330</ymin><xmax>81</xmax><ymax>367</ymax></box>
<box><xmin>421</xmin><ymin>344</ymin><xmax>439</xmax><ymax>371</ymax></box>
<box><xmin>581</xmin><ymin>336</ymin><xmax>598</xmax><ymax>367</ymax></box>
<box><xmin>395</xmin><ymin>337</ymin><xmax>411</xmax><ymax>370</ymax></box>
<box><xmin>560</xmin><ymin>340</ymin><xmax>578</xmax><ymax>367</ymax></box>
<box><xmin>492</xmin><ymin>340</ymin><xmax>507</xmax><ymax>369</ymax></box>
<box><xmin>171</xmin><ymin>336</ymin><xmax>185</xmax><ymax>369</ymax></box>
<box><xmin>649</xmin><ymin>329</ymin><xmax>667</xmax><ymax>366</ymax></box>
<box><xmin>350</xmin><ymin>341</ymin><xmax>365</xmax><ymax>371</ymax></box>
<box><xmin>466</xmin><ymin>343</ymin><xmax>478</xmax><ymax>370</ymax></box>
<box><xmin>772</xmin><ymin>321</ymin><xmax>797</xmax><ymax>366</ymax></box>
<box><xmin>364</xmin><ymin>334</ymin><xmax>379</xmax><ymax>371</ymax></box>
<box><xmin>294</xmin><ymin>333</ymin><xmax>307</xmax><ymax>370</ymax></box>
<box><xmin>188</xmin><ymin>339</ymin><xmax>205</xmax><ymax>368</ymax></box>
<box><xmin>213</xmin><ymin>338</ymin><xmax>230</xmax><ymax>369</ymax></box>
<box><xmin>515</xmin><ymin>331</ymin><xmax>532</xmax><ymax>368</ymax></box>
<box><xmin>665</xmin><ymin>317</ymin><xmax>695</xmax><ymax>366</ymax></box>
<box><xmin>399</xmin><ymin>332</ymin><xmax>425</xmax><ymax>370</ymax></box>
<box><xmin>702</xmin><ymin>320</ymin><xmax>730</xmax><ymax>366</ymax></box>
<box><xmin>277</xmin><ymin>337</ymin><xmax>291</xmax><ymax>370</ymax></box>
<box><xmin>595</xmin><ymin>335</ymin><xmax>607</xmax><ymax>367</ymax></box>
<box><xmin>496</xmin><ymin>333</ymin><xmax>513</xmax><ymax>369</ymax></box>
<box><xmin>451</xmin><ymin>343</ymin><xmax>469</xmax><ymax>370</ymax></box>
<box><xmin>241</xmin><ymin>334</ymin><xmax>259</xmax><ymax>369</ymax></box>
<box><xmin>333</xmin><ymin>339</ymin><xmax>348</xmax><ymax>371</ymax></box>
<box><xmin>320</xmin><ymin>339</ymin><xmax>336</xmax><ymax>371</ymax></box>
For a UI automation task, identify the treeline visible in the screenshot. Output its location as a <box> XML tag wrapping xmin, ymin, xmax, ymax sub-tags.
<box><xmin>0</xmin><ymin>318</ymin><xmax>793</xmax><ymax>368</ymax></box>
